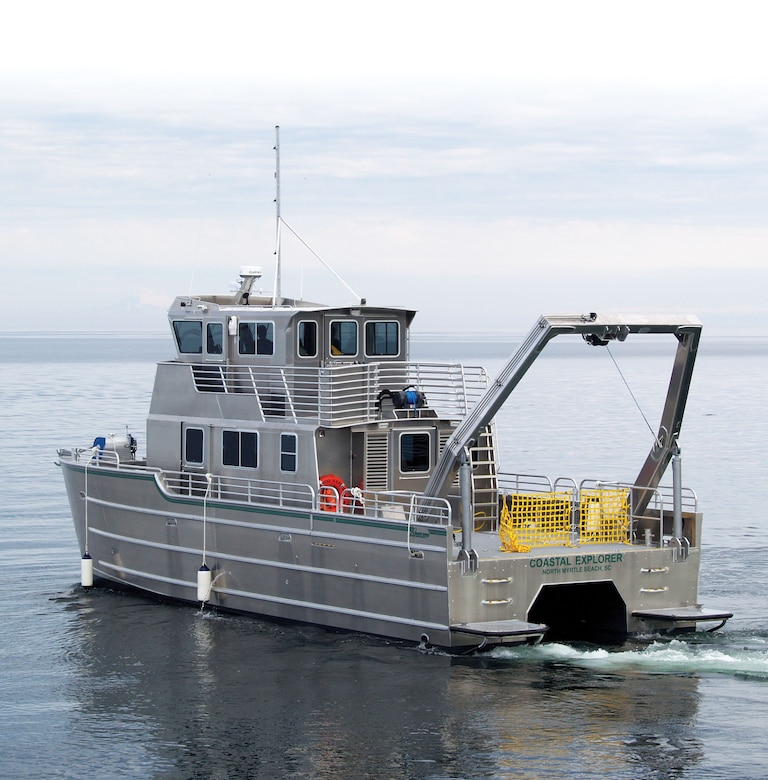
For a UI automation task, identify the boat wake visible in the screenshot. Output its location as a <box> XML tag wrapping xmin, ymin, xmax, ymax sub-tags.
<box><xmin>487</xmin><ymin>635</ymin><xmax>768</xmax><ymax>680</ymax></box>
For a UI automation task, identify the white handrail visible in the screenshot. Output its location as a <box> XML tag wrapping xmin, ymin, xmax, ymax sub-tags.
<box><xmin>185</xmin><ymin>360</ymin><xmax>489</xmax><ymax>426</ymax></box>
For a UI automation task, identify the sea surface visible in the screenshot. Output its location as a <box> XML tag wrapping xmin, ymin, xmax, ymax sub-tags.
<box><xmin>2</xmin><ymin>332</ymin><xmax>768</xmax><ymax>779</ymax></box>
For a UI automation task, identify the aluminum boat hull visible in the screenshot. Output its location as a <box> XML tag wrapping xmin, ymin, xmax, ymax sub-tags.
<box><xmin>60</xmin><ymin>458</ymin><xmax>726</xmax><ymax>651</ymax></box>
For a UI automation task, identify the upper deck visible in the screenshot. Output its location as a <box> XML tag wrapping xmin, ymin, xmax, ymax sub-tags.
<box><xmin>153</xmin><ymin>358</ymin><xmax>490</xmax><ymax>427</ymax></box>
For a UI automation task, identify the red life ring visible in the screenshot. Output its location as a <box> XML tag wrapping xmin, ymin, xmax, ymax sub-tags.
<box><xmin>319</xmin><ymin>473</ymin><xmax>346</xmax><ymax>512</ymax></box>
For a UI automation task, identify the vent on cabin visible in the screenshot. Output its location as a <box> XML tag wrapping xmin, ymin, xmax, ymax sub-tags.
<box><xmin>365</xmin><ymin>432</ymin><xmax>389</xmax><ymax>491</ymax></box>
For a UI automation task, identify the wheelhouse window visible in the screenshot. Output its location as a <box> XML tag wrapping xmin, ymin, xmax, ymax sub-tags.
<box><xmin>365</xmin><ymin>321</ymin><xmax>399</xmax><ymax>356</ymax></box>
<box><xmin>330</xmin><ymin>321</ymin><xmax>357</xmax><ymax>357</ymax></box>
<box><xmin>280</xmin><ymin>433</ymin><xmax>297</xmax><ymax>472</ymax></box>
<box><xmin>400</xmin><ymin>432</ymin><xmax>430</xmax><ymax>473</ymax></box>
<box><xmin>298</xmin><ymin>321</ymin><xmax>318</xmax><ymax>358</ymax></box>
<box><xmin>185</xmin><ymin>427</ymin><xmax>204</xmax><ymax>464</ymax></box>
<box><xmin>239</xmin><ymin>322</ymin><xmax>274</xmax><ymax>355</ymax></box>
<box><xmin>223</xmin><ymin>430</ymin><xmax>258</xmax><ymax>468</ymax></box>
<box><xmin>173</xmin><ymin>321</ymin><xmax>203</xmax><ymax>354</ymax></box>
<box><xmin>206</xmin><ymin>323</ymin><xmax>223</xmax><ymax>355</ymax></box>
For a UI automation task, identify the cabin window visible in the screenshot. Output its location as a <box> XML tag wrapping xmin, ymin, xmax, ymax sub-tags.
<box><xmin>280</xmin><ymin>433</ymin><xmax>297</xmax><ymax>472</ymax></box>
<box><xmin>185</xmin><ymin>427</ymin><xmax>204</xmax><ymax>464</ymax></box>
<box><xmin>173</xmin><ymin>321</ymin><xmax>203</xmax><ymax>354</ymax></box>
<box><xmin>206</xmin><ymin>323</ymin><xmax>223</xmax><ymax>355</ymax></box>
<box><xmin>365</xmin><ymin>321</ymin><xmax>399</xmax><ymax>356</ymax></box>
<box><xmin>223</xmin><ymin>430</ymin><xmax>258</xmax><ymax>469</ymax></box>
<box><xmin>400</xmin><ymin>432</ymin><xmax>430</xmax><ymax>473</ymax></box>
<box><xmin>330</xmin><ymin>321</ymin><xmax>357</xmax><ymax>356</ymax></box>
<box><xmin>239</xmin><ymin>322</ymin><xmax>274</xmax><ymax>356</ymax></box>
<box><xmin>298</xmin><ymin>321</ymin><xmax>318</xmax><ymax>358</ymax></box>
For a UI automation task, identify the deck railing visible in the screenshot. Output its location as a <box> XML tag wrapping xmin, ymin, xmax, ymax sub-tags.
<box><xmin>497</xmin><ymin>472</ymin><xmax>698</xmax><ymax>550</ymax></box>
<box><xmin>155</xmin><ymin>470</ymin><xmax>452</xmax><ymax>525</ymax></box>
<box><xmin>338</xmin><ymin>487</ymin><xmax>452</xmax><ymax>526</ymax></box>
<box><xmin>61</xmin><ymin>450</ymin><xmax>694</xmax><ymax>549</ymax></box>
<box><xmin>60</xmin><ymin>447</ymin><xmax>145</xmax><ymax>470</ymax></box>
<box><xmin>160</xmin><ymin>470</ymin><xmax>317</xmax><ymax>511</ymax></box>
<box><xmin>180</xmin><ymin>360</ymin><xmax>489</xmax><ymax>426</ymax></box>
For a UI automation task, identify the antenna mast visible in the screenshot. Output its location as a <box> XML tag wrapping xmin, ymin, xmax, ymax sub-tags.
<box><xmin>272</xmin><ymin>125</ymin><xmax>282</xmax><ymax>305</ymax></box>
<box><xmin>269</xmin><ymin>125</ymin><xmax>363</xmax><ymax>305</ymax></box>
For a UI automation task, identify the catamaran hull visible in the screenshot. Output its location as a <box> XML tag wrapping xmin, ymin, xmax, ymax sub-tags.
<box><xmin>61</xmin><ymin>460</ymin><xmax>463</xmax><ymax>646</ymax></box>
<box><xmin>60</xmin><ymin>460</ymin><xmax>727</xmax><ymax>651</ymax></box>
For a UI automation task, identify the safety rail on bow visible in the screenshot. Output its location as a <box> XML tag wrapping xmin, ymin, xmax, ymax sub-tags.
<box><xmin>182</xmin><ymin>360</ymin><xmax>489</xmax><ymax>426</ymax></box>
<box><xmin>57</xmin><ymin>447</ymin><xmax>144</xmax><ymax>470</ymax></box>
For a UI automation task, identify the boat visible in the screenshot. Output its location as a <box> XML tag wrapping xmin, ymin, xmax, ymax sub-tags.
<box><xmin>56</xmin><ymin>129</ymin><xmax>732</xmax><ymax>651</ymax></box>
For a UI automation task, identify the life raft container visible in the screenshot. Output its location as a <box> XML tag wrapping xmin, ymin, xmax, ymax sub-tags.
<box><xmin>319</xmin><ymin>474</ymin><xmax>346</xmax><ymax>512</ymax></box>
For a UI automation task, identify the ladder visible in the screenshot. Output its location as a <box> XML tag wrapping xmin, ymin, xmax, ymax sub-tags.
<box><xmin>469</xmin><ymin>423</ymin><xmax>499</xmax><ymax>530</ymax></box>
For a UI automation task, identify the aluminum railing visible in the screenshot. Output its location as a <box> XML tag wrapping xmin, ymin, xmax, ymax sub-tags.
<box><xmin>181</xmin><ymin>360</ymin><xmax>489</xmax><ymax>426</ymax></box>
<box><xmin>159</xmin><ymin>470</ymin><xmax>316</xmax><ymax>511</ymax></box>
<box><xmin>156</xmin><ymin>470</ymin><xmax>452</xmax><ymax>525</ymax></box>
<box><xmin>497</xmin><ymin>472</ymin><xmax>699</xmax><ymax>548</ymax></box>
<box><xmin>59</xmin><ymin>447</ymin><xmax>147</xmax><ymax>471</ymax></box>
<box><xmin>339</xmin><ymin>487</ymin><xmax>452</xmax><ymax>526</ymax></box>
<box><xmin>498</xmin><ymin>473</ymin><xmax>697</xmax><ymax>513</ymax></box>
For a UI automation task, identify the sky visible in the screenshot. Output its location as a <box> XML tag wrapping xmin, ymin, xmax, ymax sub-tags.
<box><xmin>2</xmin><ymin>1</ymin><xmax>768</xmax><ymax>336</ymax></box>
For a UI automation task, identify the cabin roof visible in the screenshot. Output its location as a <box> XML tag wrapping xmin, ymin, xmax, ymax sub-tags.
<box><xmin>171</xmin><ymin>294</ymin><xmax>417</xmax><ymax>325</ymax></box>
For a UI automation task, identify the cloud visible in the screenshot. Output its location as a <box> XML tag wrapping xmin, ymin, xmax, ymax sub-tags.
<box><xmin>2</xmin><ymin>1</ymin><xmax>767</xmax><ymax>334</ymax></box>
<box><xmin>6</xmin><ymin>95</ymin><xmax>766</xmax><ymax>228</ymax></box>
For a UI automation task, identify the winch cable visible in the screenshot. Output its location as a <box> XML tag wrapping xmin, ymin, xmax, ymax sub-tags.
<box><xmin>605</xmin><ymin>345</ymin><xmax>663</xmax><ymax>449</ymax></box>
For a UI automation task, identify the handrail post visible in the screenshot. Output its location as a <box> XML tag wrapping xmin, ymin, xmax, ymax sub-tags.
<box><xmin>457</xmin><ymin>447</ymin><xmax>478</xmax><ymax>572</ymax></box>
<box><xmin>672</xmin><ymin>443</ymin><xmax>683</xmax><ymax>541</ymax></box>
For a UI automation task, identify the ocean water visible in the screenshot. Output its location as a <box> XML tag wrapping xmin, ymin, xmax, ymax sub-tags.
<box><xmin>2</xmin><ymin>332</ymin><xmax>768</xmax><ymax>779</ymax></box>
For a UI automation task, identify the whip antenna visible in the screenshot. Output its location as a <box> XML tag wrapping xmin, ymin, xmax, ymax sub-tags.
<box><xmin>271</xmin><ymin>126</ymin><xmax>363</xmax><ymax>304</ymax></box>
<box><xmin>272</xmin><ymin>125</ymin><xmax>282</xmax><ymax>306</ymax></box>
